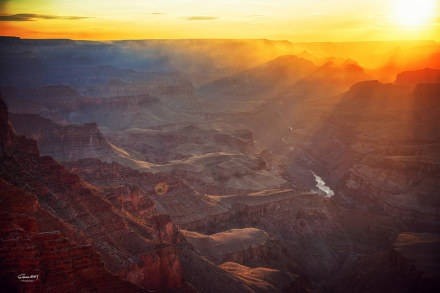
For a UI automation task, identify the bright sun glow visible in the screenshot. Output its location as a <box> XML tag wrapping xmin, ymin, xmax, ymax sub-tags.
<box><xmin>393</xmin><ymin>0</ymin><xmax>437</xmax><ymax>26</ymax></box>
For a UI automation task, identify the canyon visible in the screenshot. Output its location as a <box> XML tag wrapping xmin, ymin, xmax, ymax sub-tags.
<box><xmin>1</xmin><ymin>38</ymin><xmax>439</xmax><ymax>292</ymax></box>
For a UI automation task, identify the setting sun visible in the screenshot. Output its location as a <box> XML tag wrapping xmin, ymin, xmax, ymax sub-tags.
<box><xmin>0</xmin><ymin>0</ymin><xmax>439</xmax><ymax>41</ymax></box>
<box><xmin>1</xmin><ymin>1</ymin><xmax>440</xmax><ymax>292</ymax></box>
<box><xmin>393</xmin><ymin>0</ymin><xmax>437</xmax><ymax>26</ymax></box>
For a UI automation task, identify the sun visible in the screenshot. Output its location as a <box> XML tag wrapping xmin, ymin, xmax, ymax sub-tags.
<box><xmin>393</xmin><ymin>0</ymin><xmax>437</xmax><ymax>27</ymax></box>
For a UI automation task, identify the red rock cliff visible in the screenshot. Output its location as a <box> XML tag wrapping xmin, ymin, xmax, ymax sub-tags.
<box><xmin>0</xmin><ymin>97</ymin><xmax>186</xmax><ymax>291</ymax></box>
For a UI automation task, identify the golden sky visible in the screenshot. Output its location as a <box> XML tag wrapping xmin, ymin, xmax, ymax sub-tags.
<box><xmin>0</xmin><ymin>0</ymin><xmax>439</xmax><ymax>41</ymax></box>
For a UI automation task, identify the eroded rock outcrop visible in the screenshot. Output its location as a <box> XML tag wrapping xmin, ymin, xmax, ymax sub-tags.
<box><xmin>10</xmin><ymin>113</ymin><xmax>116</xmax><ymax>162</ymax></box>
<box><xmin>0</xmin><ymin>98</ymin><xmax>186</xmax><ymax>291</ymax></box>
<box><xmin>65</xmin><ymin>158</ymin><xmax>228</xmax><ymax>226</ymax></box>
<box><xmin>330</xmin><ymin>232</ymin><xmax>440</xmax><ymax>293</ymax></box>
<box><xmin>395</xmin><ymin>68</ymin><xmax>440</xmax><ymax>85</ymax></box>
<box><xmin>219</xmin><ymin>262</ymin><xmax>304</xmax><ymax>292</ymax></box>
<box><xmin>107</xmin><ymin>124</ymin><xmax>255</xmax><ymax>163</ymax></box>
<box><xmin>182</xmin><ymin>228</ymin><xmax>271</xmax><ymax>265</ymax></box>
<box><xmin>0</xmin><ymin>179</ymin><xmax>140</xmax><ymax>292</ymax></box>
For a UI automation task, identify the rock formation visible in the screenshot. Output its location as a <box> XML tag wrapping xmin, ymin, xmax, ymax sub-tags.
<box><xmin>10</xmin><ymin>113</ymin><xmax>116</xmax><ymax>162</ymax></box>
<box><xmin>0</xmin><ymin>97</ymin><xmax>186</xmax><ymax>291</ymax></box>
<box><xmin>395</xmin><ymin>68</ymin><xmax>440</xmax><ymax>85</ymax></box>
<box><xmin>0</xmin><ymin>179</ymin><xmax>139</xmax><ymax>292</ymax></box>
<box><xmin>2</xmin><ymin>38</ymin><xmax>440</xmax><ymax>292</ymax></box>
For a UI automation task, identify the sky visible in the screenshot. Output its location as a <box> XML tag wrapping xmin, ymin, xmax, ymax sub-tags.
<box><xmin>0</xmin><ymin>0</ymin><xmax>439</xmax><ymax>41</ymax></box>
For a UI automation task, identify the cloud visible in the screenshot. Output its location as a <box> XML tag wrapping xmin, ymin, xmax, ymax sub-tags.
<box><xmin>0</xmin><ymin>0</ymin><xmax>11</xmax><ymax>14</ymax></box>
<box><xmin>152</xmin><ymin>12</ymin><xmax>164</xmax><ymax>15</ymax></box>
<box><xmin>0</xmin><ymin>13</ymin><xmax>90</xmax><ymax>21</ymax></box>
<box><xmin>186</xmin><ymin>16</ymin><xmax>218</xmax><ymax>21</ymax></box>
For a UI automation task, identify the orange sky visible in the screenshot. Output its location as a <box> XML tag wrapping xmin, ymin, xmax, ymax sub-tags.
<box><xmin>0</xmin><ymin>0</ymin><xmax>439</xmax><ymax>41</ymax></box>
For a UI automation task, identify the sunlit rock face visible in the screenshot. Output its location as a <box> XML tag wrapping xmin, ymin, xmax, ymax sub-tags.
<box><xmin>182</xmin><ymin>228</ymin><xmax>272</xmax><ymax>265</ymax></box>
<box><xmin>219</xmin><ymin>262</ymin><xmax>303</xmax><ymax>292</ymax></box>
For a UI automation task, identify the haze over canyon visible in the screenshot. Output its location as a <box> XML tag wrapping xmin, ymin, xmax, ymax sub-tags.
<box><xmin>0</xmin><ymin>36</ymin><xmax>439</xmax><ymax>292</ymax></box>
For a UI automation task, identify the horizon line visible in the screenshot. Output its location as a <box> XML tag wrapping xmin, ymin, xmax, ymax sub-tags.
<box><xmin>0</xmin><ymin>35</ymin><xmax>438</xmax><ymax>44</ymax></box>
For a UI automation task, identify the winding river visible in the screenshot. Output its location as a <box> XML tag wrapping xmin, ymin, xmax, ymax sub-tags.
<box><xmin>312</xmin><ymin>171</ymin><xmax>335</xmax><ymax>198</ymax></box>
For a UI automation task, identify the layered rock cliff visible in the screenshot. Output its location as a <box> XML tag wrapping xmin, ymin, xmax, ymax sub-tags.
<box><xmin>0</xmin><ymin>179</ymin><xmax>139</xmax><ymax>292</ymax></box>
<box><xmin>0</xmin><ymin>97</ymin><xmax>186</xmax><ymax>291</ymax></box>
<box><xmin>10</xmin><ymin>113</ymin><xmax>115</xmax><ymax>162</ymax></box>
<box><xmin>330</xmin><ymin>232</ymin><xmax>440</xmax><ymax>292</ymax></box>
<box><xmin>182</xmin><ymin>228</ymin><xmax>272</xmax><ymax>265</ymax></box>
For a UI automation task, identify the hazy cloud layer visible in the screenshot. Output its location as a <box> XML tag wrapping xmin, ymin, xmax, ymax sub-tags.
<box><xmin>0</xmin><ymin>13</ymin><xmax>90</xmax><ymax>21</ymax></box>
<box><xmin>186</xmin><ymin>16</ymin><xmax>217</xmax><ymax>21</ymax></box>
<box><xmin>0</xmin><ymin>0</ymin><xmax>11</xmax><ymax>14</ymax></box>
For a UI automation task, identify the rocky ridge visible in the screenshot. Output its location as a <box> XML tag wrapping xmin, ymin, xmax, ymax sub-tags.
<box><xmin>0</xmin><ymin>97</ymin><xmax>186</xmax><ymax>291</ymax></box>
